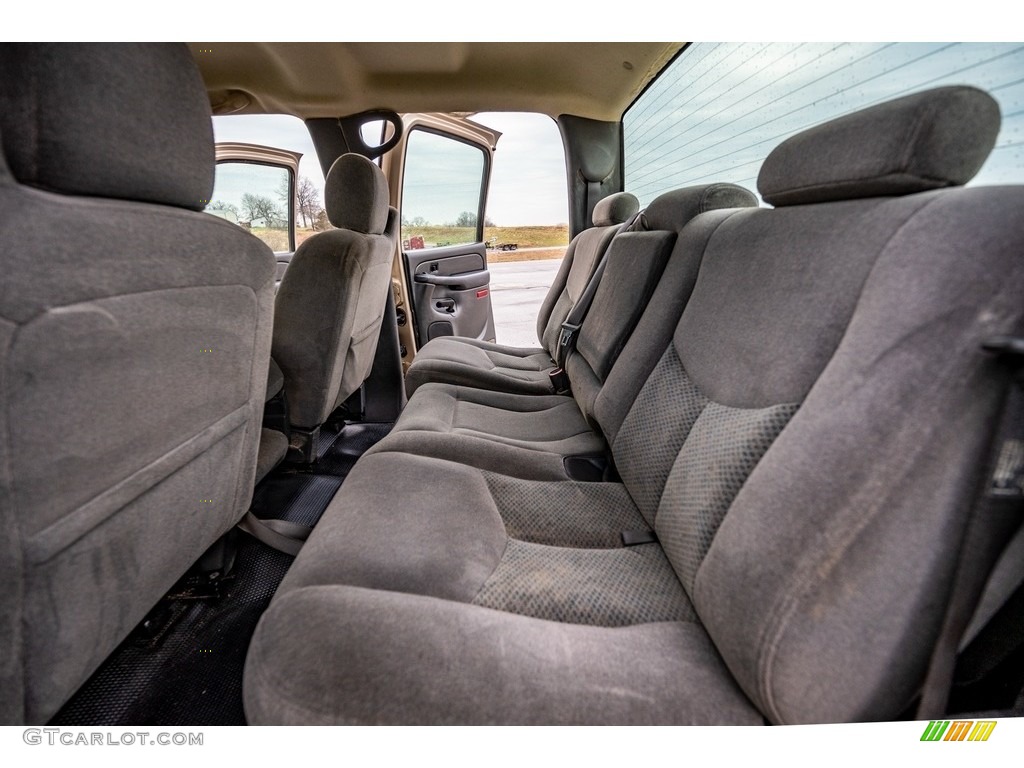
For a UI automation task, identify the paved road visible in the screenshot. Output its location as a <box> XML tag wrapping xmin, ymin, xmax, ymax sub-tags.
<box><xmin>488</xmin><ymin>258</ymin><xmax>562</xmax><ymax>348</ymax></box>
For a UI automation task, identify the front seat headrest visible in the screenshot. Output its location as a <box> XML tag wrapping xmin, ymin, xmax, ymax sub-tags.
<box><xmin>324</xmin><ymin>153</ymin><xmax>390</xmax><ymax>235</ymax></box>
<box><xmin>0</xmin><ymin>43</ymin><xmax>215</xmax><ymax>211</ymax></box>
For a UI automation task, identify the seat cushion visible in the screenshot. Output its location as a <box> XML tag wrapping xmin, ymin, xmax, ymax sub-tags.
<box><xmin>244</xmin><ymin>451</ymin><xmax>762</xmax><ymax>724</ymax></box>
<box><xmin>367</xmin><ymin>382</ymin><xmax>604</xmax><ymax>479</ymax></box>
<box><xmin>404</xmin><ymin>337</ymin><xmax>556</xmax><ymax>397</ymax></box>
<box><xmin>245</xmin><ymin>585</ymin><xmax>761</xmax><ymax>725</ymax></box>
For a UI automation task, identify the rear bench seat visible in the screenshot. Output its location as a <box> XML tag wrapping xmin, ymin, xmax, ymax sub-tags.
<box><xmin>370</xmin><ymin>184</ymin><xmax>757</xmax><ymax>479</ymax></box>
<box><xmin>244</xmin><ymin>86</ymin><xmax>1024</xmax><ymax>724</ymax></box>
<box><xmin>403</xmin><ymin>191</ymin><xmax>638</xmax><ymax>397</ymax></box>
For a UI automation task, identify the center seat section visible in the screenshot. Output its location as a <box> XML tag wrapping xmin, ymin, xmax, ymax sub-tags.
<box><xmin>244</xmin><ymin>87</ymin><xmax>1024</xmax><ymax>724</ymax></box>
<box><xmin>365</xmin><ymin>184</ymin><xmax>758</xmax><ymax>481</ymax></box>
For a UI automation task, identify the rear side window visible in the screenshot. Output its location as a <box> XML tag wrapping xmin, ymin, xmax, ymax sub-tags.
<box><xmin>624</xmin><ymin>43</ymin><xmax>1024</xmax><ymax>205</ymax></box>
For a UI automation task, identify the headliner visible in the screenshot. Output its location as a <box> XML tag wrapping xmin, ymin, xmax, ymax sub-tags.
<box><xmin>189</xmin><ymin>42</ymin><xmax>684</xmax><ymax>121</ymax></box>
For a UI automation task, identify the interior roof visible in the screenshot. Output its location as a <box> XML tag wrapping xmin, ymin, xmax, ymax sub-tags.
<box><xmin>189</xmin><ymin>42</ymin><xmax>684</xmax><ymax>122</ymax></box>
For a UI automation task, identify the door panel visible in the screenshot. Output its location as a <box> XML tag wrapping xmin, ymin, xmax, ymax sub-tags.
<box><xmin>405</xmin><ymin>244</ymin><xmax>495</xmax><ymax>344</ymax></box>
<box><xmin>386</xmin><ymin>115</ymin><xmax>500</xmax><ymax>355</ymax></box>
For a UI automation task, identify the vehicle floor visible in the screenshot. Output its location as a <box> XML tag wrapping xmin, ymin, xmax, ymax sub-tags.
<box><xmin>50</xmin><ymin>420</ymin><xmax>392</xmax><ymax>726</ymax></box>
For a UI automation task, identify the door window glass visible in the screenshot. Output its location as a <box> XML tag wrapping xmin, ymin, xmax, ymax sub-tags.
<box><xmin>401</xmin><ymin>129</ymin><xmax>487</xmax><ymax>250</ymax></box>
<box><xmin>208</xmin><ymin>161</ymin><xmax>293</xmax><ymax>252</ymax></box>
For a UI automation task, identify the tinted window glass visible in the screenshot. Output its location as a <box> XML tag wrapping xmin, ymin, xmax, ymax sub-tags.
<box><xmin>625</xmin><ymin>43</ymin><xmax>1024</xmax><ymax>205</ymax></box>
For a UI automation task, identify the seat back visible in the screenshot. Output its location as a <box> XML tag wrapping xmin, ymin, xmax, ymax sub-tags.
<box><xmin>567</xmin><ymin>184</ymin><xmax>757</xmax><ymax>424</ymax></box>
<box><xmin>0</xmin><ymin>43</ymin><xmax>276</xmax><ymax>723</ymax></box>
<box><xmin>272</xmin><ymin>154</ymin><xmax>398</xmax><ymax>430</ymax></box>
<box><xmin>610</xmin><ymin>86</ymin><xmax>1022</xmax><ymax>722</ymax></box>
<box><xmin>535</xmin><ymin>192</ymin><xmax>638</xmax><ymax>356</ymax></box>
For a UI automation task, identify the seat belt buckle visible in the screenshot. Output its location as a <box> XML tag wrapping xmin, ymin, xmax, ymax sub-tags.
<box><xmin>982</xmin><ymin>335</ymin><xmax>1024</xmax><ymax>362</ymax></box>
<box><xmin>621</xmin><ymin>530</ymin><xmax>659</xmax><ymax>546</ymax></box>
<box><xmin>559</xmin><ymin>322</ymin><xmax>581</xmax><ymax>348</ymax></box>
<box><xmin>549</xmin><ymin>367</ymin><xmax>570</xmax><ymax>394</ymax></box>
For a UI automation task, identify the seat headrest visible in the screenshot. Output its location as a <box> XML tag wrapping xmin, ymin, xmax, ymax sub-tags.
<box><xmin>641</xmin><ymin>183</ymin><xmax>758</xmax><ymax>231</ymax></box>
<box><xmin>758</xmin><ymin>86</ymin><xmax>1000</xmax><ymax>207</ymax></box>
<box><xmin>0</xmin><ymin>44</ymin><xmax>215</xmax><ymax>210</ymax></box>
<box><xmin>592</xmin><ymin>191</ymin><xmax>639</xmax><ymax>227</ymax></box>
<box><xmin>325</xmin><ymin>154</ymin><xmax>390</xmax><ymax>235</ymax></box>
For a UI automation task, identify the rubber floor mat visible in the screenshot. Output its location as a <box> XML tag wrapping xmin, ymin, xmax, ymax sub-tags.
<box><xmin>51</xmin><ymin>535</ymin><xmax>292</xmax><ymax>726</ymax></box>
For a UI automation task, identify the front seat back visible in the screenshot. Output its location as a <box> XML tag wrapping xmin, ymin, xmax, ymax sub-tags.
<box><xmin>271</xmin><ymin>154</ymin><xmax>399</xmax><ymax>439</ymax></box>
<box><xmin>0</xmin><ymin>43</ymin><xmax>276</xmax><ymax>724</ymax></box>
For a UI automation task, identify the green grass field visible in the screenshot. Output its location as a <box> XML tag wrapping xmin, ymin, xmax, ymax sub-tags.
<box><xmin>402</xmin><ymin>225</ymin><xmax>569</xmax><ymax>250</ymax></box>
<box><xmin>484</xmin><ymin>225</ymin><xmax>569</xmax><ymax>248</ymax></box>
<box><xmin>254</xmin><ymin>225</ymin><xmax>570</xmax><ymax>259</ymax></box>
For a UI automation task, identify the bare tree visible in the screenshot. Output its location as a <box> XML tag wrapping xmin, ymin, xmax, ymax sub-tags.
<box><xmin>296</xmin><ymin>176</ymin><xmax>321</xmax><ymax>229</ymax></box>
<box><xmin>208</xmin><ymin>200</ymin><xmax>239</xmax><ymax>217</ymax></box>
<box><xmin>240</xmin><ymin>193</ymin><xmax>281</xmax><ymax>225</ymax></box>
<box><xmin>314</xmin><ymin>208</ymin><xmax>332</xmax><ymax>232</ymax></box>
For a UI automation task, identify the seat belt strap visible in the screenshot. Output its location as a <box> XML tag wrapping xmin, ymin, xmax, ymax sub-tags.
<box><xmin>555</xmin><ymin>210</ymin><xmax>644</xmax><ymax>370</ymax></box>
<box><xmin>916</xmin><ymin>335</ymin><xmax>1024</xmax><ymax>718</ymax></box>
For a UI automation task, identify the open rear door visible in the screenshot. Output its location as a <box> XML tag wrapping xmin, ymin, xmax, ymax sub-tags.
<box><xmin>382</xmin><ymin>114</ymin><xmax>499</xmax><ymax>364</ymax></box>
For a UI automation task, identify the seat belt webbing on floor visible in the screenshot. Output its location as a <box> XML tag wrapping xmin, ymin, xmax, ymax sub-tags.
<box><xmin>237</xmin><ymin>511</ymin><xmax>311</xmax><ymax>557</ymax></box>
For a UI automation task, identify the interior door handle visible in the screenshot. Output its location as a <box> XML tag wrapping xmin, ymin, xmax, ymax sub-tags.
<box><xmin>414</xmin><ymin>269</ymin><xmax>490</xmax><ymax>290</ymax></box>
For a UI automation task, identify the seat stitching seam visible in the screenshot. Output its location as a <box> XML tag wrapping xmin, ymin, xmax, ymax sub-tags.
<box><xmin>746</xmin><ymin>191</ymin><xmax>956</xmax><ymax>721</ymax></box>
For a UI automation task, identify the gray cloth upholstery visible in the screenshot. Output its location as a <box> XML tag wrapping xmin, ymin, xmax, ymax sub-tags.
<box><xmin>641</xmin><ymin>183</ymin><xmax>758</xmax><ymax>231</ymax></box>
<box><xmin>245</xmin><ymin>451</ymin><xmax>760</xmax><ymax>724</ymax></box>
<box><xmin>404</xmin><ymin>220</ymin><xmax>618</xmax><ymax>398</ymax></box>
<box><xmin>593</xmin><ymin>209</ymin><xmax>744</xmax><ymax>443</ymax></box>
<box><xmin>272</xmin><ymin>193</ymin><xmax>399</xmax><ymax>429</ymax></box>
<box><xmin>402</xmin><ymin>338</ymin><xmax>556</xmax><ymax>397</ymax></box>
<box><xmin>591</xmin><ymin>190</ymin><xmax>639</xmax><ymax>227</ymax></box>
<box><xmin>758</xmin><ymin>85</ymin><xmax>1000</xmax><ymax>207</ymax></box>
<box><xmin>570</xmin><ymin>230</ymin><xmax>675</xmax><ymax>390</ymax></box>
<box><xmin>473</xmin><ymin>539</ymin><xmax>696</xmax><ymax>626</ymax></box>
<box><xmin>0</xmin><ymin>44</ymin><xmax>275</xmax><ymax>724</ymax></box>
<box><xmin>387</xmin><ymin>188</ymin><xmax>757</xmax><ymax>481</ymax></box>
<box><xmin>266</xmin><ymin>357</ymin><xmax>285</xmax><ymax>401</ymax></box>
<box><xmin>405</xmin><ymin>184</ymin><xmax>755</xmax><ymax>399</ymax></box>
<box><xmin>255</xmin><ymin>428</ymin><xmax>289</xmax><ymax>484</ymax></box>
<box><xmin>481</xmin><ymin>471</ymin><xmax>649</xmax><ymax>548</ymax></box>
<box><xmin>696</xmin><ymin>186</ymin><xmax>1024</xmax><ymax>723</ymax></box>
<box><xmin>324</xmin><ymin>153</ymin><xmax>390</xmax><ymax>234</ymax></box>
<box><xmin>244</xmin><ymin>586</ymin><xmax>762</xmax><ymax>725</ymax></box>
<box><xmin>612</xmin><ymin>346</ymin><xmax>708</xmax><ymax>522</ymax></box>
<box><xmin>366</xmin><ymin>382</ymin><xmax>603</xmax><ymax>479</ymax></box>
<box><xmin>0</xmin><ymin>44</ymin><xmax>214</xmax><ymax>210</ymax></box>
<box><xmin>244</xmin><ymin>88</ymin><xmax>1024</xmax><ymax>726</ymax></box>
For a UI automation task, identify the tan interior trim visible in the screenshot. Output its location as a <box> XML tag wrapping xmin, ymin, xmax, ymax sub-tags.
<box><xmin>191</xmin><ymin>43</ymin><xmax>684</xmax><ymax>122</ymax></box>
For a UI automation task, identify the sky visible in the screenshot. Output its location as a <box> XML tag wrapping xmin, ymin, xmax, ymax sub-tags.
<box><xmin>213</xmin><ymin>112</ymin><xmax>569</xmax><ymax>227</ymax></box>
<box><xmin>472</xmin><ymin>113</ymin><xmax>568</xmax><ymax>226</ymax></box>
